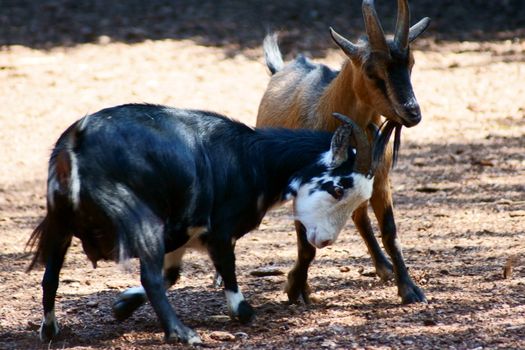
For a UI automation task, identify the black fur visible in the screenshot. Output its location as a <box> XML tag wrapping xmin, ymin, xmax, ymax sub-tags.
<box><xmin>27</xmin><ymin>103</ymin><xmax>364</xmax><ymax>344</ymax></box>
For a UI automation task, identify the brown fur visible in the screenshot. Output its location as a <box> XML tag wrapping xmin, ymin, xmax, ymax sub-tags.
<box><xmin>256</xmin><ymin>22</ymin><xmax>428</xmax><ymax>304</ymax></box>
<box><xmin>257</xmin><ymin>56</ymin><xmax>394</xmax><ymax>192</ymax></box>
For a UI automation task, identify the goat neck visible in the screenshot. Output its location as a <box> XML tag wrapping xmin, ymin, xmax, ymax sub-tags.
<box><xmin>317</xmin><ymin>60</ymin><xmax>380</xmax><ymax>132</ymax></box>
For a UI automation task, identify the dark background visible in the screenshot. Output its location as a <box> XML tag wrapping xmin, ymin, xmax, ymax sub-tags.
<box><xmin>1</xmin><ymin>0</ymin><xmax>524</xmax><ymax>57</ymax></box>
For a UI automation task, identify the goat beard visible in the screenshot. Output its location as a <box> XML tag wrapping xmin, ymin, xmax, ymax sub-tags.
<box><xmin>392</xmin><ymin>123</ymin><xmax>402</xmax><ymax>167</ymax></box>
<box><xmin>379</xmin><ymin>120</ymin><xmax>402</xmax><ymax>168</ymax></box>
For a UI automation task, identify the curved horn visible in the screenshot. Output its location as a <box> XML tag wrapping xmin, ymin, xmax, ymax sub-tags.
<box><xmin>394</xmin><ymin>0</ymin><xmax>410</xmax><ymax>49</ymax></box>
<box><xmin>409</xmin><ymin>17</ymin><xmax>431</xmax><ymax>43</ymax></box>
<box><xmin>330</xmin><ymin>27</ymin><xmax>359</xmax><ymax>58</ymax></box>
<box><xmin>362</xmin><ymin>0</ymin><xmax>388</xmax><ymax>53</ymax></box>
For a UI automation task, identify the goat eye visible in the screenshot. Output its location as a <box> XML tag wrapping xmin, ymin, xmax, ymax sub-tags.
<box><xmin>329</xmin><ymin>186</ymin><xmax>344</xmax><ymax>200</ymax></box>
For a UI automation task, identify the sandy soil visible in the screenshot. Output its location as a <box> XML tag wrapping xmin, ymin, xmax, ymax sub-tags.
<box><xmin>1</xmin><ymin>1</ymin><xmax>524</xmax><ymax>349</ymax></box>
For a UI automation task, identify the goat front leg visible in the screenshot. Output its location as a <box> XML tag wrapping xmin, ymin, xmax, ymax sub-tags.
<box><xmin>208</xmin><ymin>237</ymin><xmax>254</xmax><ymax>324</ymax></box>
<box><xmin>113</xmin><ymin>249</ymin><xmax>185</xmax><ymax>321</ymax></box>
<box><xmin>285</xmin><ymin>220</ymin><xmax>315</xmax><ymax>304</ymax></box>
<box><xmin>212</xmin><ymin>239</ymin><xmax>236</xmax><ymax>288</ymax></box>
<box><xmin>370</xmin><ymin>171</ymin><xmax>426</xmax><ymax>304</ymax></box>
<box><xmin>139</xmin><ymin>254</ymin><xmax>200</xmax><ymax>345</ymax></box>
<box><xmin>351</xmin><ymin>204</ymin><xmax>394</xmax><ymax>281</ymax></box>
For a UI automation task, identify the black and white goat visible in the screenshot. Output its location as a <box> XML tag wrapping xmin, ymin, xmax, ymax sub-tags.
<box><xmin>27</xmin><ymin>104</ymin><xmax>394</xmax><ymax>345</ymax></box>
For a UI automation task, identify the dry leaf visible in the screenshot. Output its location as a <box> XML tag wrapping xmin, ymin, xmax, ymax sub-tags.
<box><xmin>503</xmin><ymin>255</ymin><xmax>518</xmax><ymax>279</ymax></box>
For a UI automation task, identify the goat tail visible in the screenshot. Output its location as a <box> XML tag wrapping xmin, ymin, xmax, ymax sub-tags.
<box><xmin>263</xmin><ymin>33</ymin><xmax>284</xmax><ymax>75</ymax></box>
<box><xmin>26</xmin><ymin>123</ymin><xmax>81</xmax><ymax>272</ymax></box>
<box><xmin>26</xmin><ymin>212</ymin><xmax>73</xmax><ymax>272</ymax></box>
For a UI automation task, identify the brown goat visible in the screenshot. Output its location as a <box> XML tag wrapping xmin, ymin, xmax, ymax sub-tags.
<box><xmin>257</xmin><ymin>0</ymin><xmax>430</xmax><ymax>304</ymax></box>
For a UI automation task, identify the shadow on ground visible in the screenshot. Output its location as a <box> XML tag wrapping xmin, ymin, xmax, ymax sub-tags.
<box><xmin>2</xmin><ymin>0</ymin><xmax>524</xmax><ymax>57</ymax></box>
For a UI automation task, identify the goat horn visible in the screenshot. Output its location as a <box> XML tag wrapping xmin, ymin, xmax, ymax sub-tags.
<box><xmin>330</xmin><ymin>27</ymin><xmax>359</xmax><ymax>58</ymax></box>
<box><xmin>408</xmin><ymin>17</ymin><xmax>431</xmax><ymax>43</ymax></box>
<box><xmin>362</xmin><ymin>0</ymin><xmax>388</xmax><ymax>53</ymax></box>
<box><xmin>394</xmin><ymin>0</ymin><xmax>410</xmax><ymax>49</ymax></box>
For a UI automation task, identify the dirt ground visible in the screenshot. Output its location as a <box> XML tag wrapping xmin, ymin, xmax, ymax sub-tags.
<box><xmin>1</xmin><ymin>1</ymin><xmax>524</xmax><ymax>349</ymax></box>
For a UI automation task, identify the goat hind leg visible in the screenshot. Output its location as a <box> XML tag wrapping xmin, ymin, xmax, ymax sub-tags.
<box><xmin>285</xmin><ymin>220</ymin><xmax>315</xmax><ymax>304</ymax></box>
<box><xmin>40</xmin><ymin>242</ymin><xmax>69</xmax><ymax>342</ymax></box>
<box><xmin>140</xmin><ymin>255</ymin><xmax>200</xmax><ymax>344</ymax></box>
<box><xmin>113</xmin><ymin>249</ymin><xmax>185</xmax><ymax>321</ymax></box>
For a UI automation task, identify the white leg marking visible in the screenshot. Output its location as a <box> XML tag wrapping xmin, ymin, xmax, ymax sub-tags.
<box><xmin>39</xmin><ymin>310</ymin><xmax>59</xmax><ymax>341</ymax></box>
<box><xmin>121</xmin><ymin>286</ymin><xmax>146</xmax><ymax>298</ymax></box>
<box><xmin>225</xmin><ymin>290</ymin><xmax>245</xmax><ymax>315</ymax></box>
<box><xmin>188</xmin><ymin>334</ymin><xmax>203</xmax><ymax>345</ymax></box>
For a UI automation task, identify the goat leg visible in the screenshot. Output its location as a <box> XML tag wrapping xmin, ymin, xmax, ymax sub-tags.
<box><xmin>370</xmin><ymin>176</ymin><xmax>426</xmax><ymax>304</ymax></box>
<box><xmin>376</xmin><ymin>205</ymin><xmax>426</xmax><ymax>303</ymax></box>
<box><xmin>285</xmin><ymin>220</ymin><xmax>315</xmax><ymax>304</ymax></box>
<box><xmin>139</xmin><ymin>256</ymin><xmax>200</xmax><ymax>344</ymax></box>
<box><xmin>351</xmin><ymin>204</ymin><xmax>394</xmax><ymax>281</ymax></box>
<box><xmin>208</xmin><ymin>236</ymin><xmax>254</xmax><ymax>324</ymax></box>
<box><xmin>113</xmin><ymin>249</ymin><xmax>185</xmax><ymax>321</ymax></box>
<box><xmin>39</xmin><ymin>223</ymin><xmax>71</xmax><ymax>341</ymax></box>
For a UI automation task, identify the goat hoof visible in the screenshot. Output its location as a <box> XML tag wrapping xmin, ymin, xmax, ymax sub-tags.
<box><xmin>376</xmin><ymin>263</ymin><xmax>394</xmax><ymax>282</ymax></box>
<box><xmin>285</xmin><ymin>274</ymin><xmax>312</xmax><ymax>305</ymax></box>
<box><xmin>400</xmin><ymin>285</ymin><xmax>427</xmax><ymax>304</ymax></box>
<box><xmin>39</xmin><ymin>319</ymin><xmax>59</xmax><ymax>342</ymax></box>
<box><xmin>237</xmin><ymin>301</ymin><xmax>255</xmax><ymax>324</ymax></box>
<box><xmin>113</xmin><ymin>291</ymin><xmax>147</xmax><ymax>321</ymax></box>
<box><xmin>166</xmin><ymin>328</ymin><xmax>202</xmax><ymax>346</ymax></box>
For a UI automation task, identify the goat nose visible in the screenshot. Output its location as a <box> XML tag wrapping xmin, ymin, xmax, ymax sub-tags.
<box><xmin>403</xmin><ymin>105</ymin><xmax>421</xmax><ymax>127</ymax></box>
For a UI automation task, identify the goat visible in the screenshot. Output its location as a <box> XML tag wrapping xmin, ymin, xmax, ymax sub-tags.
<box><xmin>27</xmin><ymin>104</ymin><xmax>394</xmax><ymax>345</ymax></box>
<box><xmin>256</xmin><ymin>0</ymin><xmax>430</xmax><ymax>304</ymax></box>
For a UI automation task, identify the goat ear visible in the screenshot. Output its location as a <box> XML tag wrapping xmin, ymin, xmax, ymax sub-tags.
<box><xmin>408</xmin><ymin>17</ymin><xmax>431</xmax><ymax>43</ymax></box>
<box><xmin>329</xmin><ymin>122</ymin><xmax>353</xmax><ymax>168</ymax></box>
<box><xmin>330</xmin><ymin>27</ymin><xmax>359</xmax><ymax>58</ymax></box>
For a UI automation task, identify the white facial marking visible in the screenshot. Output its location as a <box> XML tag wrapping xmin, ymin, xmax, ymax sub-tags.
<box><xmin>284</xmin><ymin>178</ymin><xmax>302</xmax><ymax>201</ymax></box>
<box><xmin>225</xmin><ymin>290</ymin><xmax>245</xmax><ymax>315</ymax></box>
<box><xmin>294</xmin><ymin>173</ymin><xmax>373</xmax><ymax>249</ymax></box>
